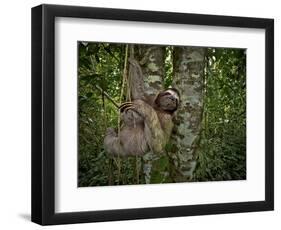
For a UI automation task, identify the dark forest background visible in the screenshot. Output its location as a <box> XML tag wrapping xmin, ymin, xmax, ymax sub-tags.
<box><xmin>78</xmin><ymin>42</ymin><xmax>246</xmax><ymax>187</ymax></box>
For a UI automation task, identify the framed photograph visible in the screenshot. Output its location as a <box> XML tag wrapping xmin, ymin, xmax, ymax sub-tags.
<box><xmin>31</xmin><ymin>4</ymin><xmax>274</xmax><ymax>225</ymax></box>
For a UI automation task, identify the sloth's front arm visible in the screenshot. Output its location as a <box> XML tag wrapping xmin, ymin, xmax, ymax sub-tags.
<box><xmin>131</xmin><ymin>100</ymin><xmax>168</xmax><ymax>154</ymax></box>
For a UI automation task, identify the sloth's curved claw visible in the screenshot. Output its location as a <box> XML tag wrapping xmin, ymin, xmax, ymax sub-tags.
<box><xmin>123</xmin><ymin>106</ymin><xmax>136</xmax><ymax>113</ymax></box>
<box><xmin>119</xmin><ymin>102</ymin><xmax>133</xmax><ymax>112</ymax></box>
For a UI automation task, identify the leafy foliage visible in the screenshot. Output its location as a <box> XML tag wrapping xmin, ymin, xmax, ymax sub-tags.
<box><xmin>193</xmin><ymin>48</ymin><xmax>246</xmax><ymax>181</ymax></box>
<box><xmin>78</xmin><ymin>42</ymin><xmax>246</xmax><ymax>186</ymax></box>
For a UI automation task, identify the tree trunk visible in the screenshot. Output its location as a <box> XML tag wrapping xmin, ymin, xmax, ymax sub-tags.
<box><xmin>170</xmin><ymin>47</ymin><xmax>205</xmax><ymax>182</ymax></box>
<box><xmin>135</xmin><ymin>45</ymin><xmax>165</xmax><ymax>96</ymax></box>
<box><xmin>134</xmin><ymin>45</ymin><xmax>165</xmax><ymax>183</ymax></box>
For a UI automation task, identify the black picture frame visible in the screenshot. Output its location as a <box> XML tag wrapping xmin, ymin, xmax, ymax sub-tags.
<box><xmin>31</xmin><ymin>4</ymin><xmax>274</xmax><ymax>225</ymax></box>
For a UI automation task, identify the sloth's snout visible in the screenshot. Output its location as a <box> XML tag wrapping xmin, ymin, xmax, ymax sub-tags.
<box><xmin>168</xmin><ymin>95</ymin><xmax>177</xmax><ymax>102</ymax></box>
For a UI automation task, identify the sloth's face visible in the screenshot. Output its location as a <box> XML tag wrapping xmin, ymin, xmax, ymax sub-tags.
<box><xmin>157</xmin><ymin>89</ymin><xmax>179</xmax><ymax>112</ymax></box>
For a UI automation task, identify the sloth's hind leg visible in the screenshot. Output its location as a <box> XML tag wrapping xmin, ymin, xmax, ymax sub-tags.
<box><xmin>104</xmin><ymin>128</ymin><xmax>125</xmax><ymax>156</ymax></box>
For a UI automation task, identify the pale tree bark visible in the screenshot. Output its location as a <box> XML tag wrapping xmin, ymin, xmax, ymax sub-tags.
<box><xmin>170</xmin><ymin>47</ymin><xmax>205</xmax><ymax>182</ymax></box>
<box><xmin>135</xmin><ymin>45</ymin><xmax>165</xmax><ymax>96</ymax></box>
<box><xmin>134</xmin><ymin>45</ymin><xmax>165</xmax><ymax>183</ymax></box>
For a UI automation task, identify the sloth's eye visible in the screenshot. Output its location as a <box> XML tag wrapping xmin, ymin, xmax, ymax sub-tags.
<box><xmin>163</xmin><ymin>92</ymin><xmax>171</xmax><ymax>96</ymax></box>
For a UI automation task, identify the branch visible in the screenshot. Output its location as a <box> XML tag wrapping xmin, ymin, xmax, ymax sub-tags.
<box><xmin>94</xmin><ymin>84</ymin><xmax>120</xmax><ymax>109</ymax></box>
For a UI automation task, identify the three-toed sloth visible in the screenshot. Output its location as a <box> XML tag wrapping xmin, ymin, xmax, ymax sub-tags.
<box><xmin>104</xmin><ymin>58</ymin><xmax>180</xmax><ymax>156</ymax></box>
